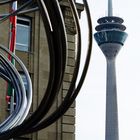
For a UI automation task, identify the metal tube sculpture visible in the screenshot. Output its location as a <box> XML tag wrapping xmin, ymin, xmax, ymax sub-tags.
<box><xmin>94</xmin><ymin>0</ymin><xmax>128</xmax><ymax>140</ymax></box>
<box><xmin>0</xmin><ymin>0</ymin><xmax>93</xmax><ymax>139</ymax></box>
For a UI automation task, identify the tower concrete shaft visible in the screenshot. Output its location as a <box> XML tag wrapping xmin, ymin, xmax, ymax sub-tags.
<box><xmin>100</xmin><ymin>42</ymin><xmax>121</xmax><ymax>140</ymax></box>
<box><xmin>106</xmin><ymin>58</ymin><xmax>118</xmax><ymax>140</ymax></box>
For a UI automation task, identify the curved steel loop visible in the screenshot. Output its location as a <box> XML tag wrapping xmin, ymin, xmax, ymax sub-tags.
<box><xmin>0</xmin><ymin>0</ymin><xmax>93</xmax><ymax>139</ymax></box>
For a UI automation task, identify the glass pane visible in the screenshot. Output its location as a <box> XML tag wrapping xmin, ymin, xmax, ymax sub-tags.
<box><xmin>20</xmin><ymin>73</ymin><xmax>27</xmax><ymax>90</ymax></box>
<box><xmin>16</xmin><ymin>24</ymin><xmax>30</xmax><ymax>51</ymax></box>
<box><xmin>16</xmin><ymin>44</ymin><xmax>28</xmax><ymax>52</ymax></box>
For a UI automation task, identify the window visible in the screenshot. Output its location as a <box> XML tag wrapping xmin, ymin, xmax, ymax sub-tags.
<box><xmin>16</xmin><ymin>17</ymin><xmax>31</xmax><ymax>52</ymax></box>
<box><xmin>7</xmin><ymin>72</ymin><xmax>28</xmax><ymax>111</ymax></box>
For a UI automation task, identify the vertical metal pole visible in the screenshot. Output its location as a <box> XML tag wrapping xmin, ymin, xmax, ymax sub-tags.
<box><xmin>10</xmin><ymin>90</ymin><xmax>14</xmax><ymax>140</ymax></box>
<box><xmin>10</xmin><ymin>91</ymin><xmax>15</xmax><ymax>114</ymax></box>
<box><xmin>9</xmin><ymin>1</ymin><xmax>17</xmax><ymax>140</ymax></box>
<box><xmin>105</xmin><ymin>59</ymin><xmax>119</xmax><ymax>140</ymax></box>
<box><xmin>108</xmin><ymin>0</ymin><xmax>113</xmax><ymax>16</ymax></box>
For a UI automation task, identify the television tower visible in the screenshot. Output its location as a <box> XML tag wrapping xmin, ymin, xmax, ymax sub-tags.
<box><xmin>94</xmin><ymin>0</ymin><xmax>128</xmax><ymax>140</ymax></box>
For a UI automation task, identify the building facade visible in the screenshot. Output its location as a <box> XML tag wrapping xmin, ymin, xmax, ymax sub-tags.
<box><xmin>0</xmin><ymin>1</ymin><xmax>83</xmax><ymax>140</ymax></box>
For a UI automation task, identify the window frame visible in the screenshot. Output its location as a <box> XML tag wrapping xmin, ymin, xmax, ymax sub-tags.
<box><xmin>16</xmin><ymin>16</ymin><xmax>32</xmax><ymax>52</ymax></box>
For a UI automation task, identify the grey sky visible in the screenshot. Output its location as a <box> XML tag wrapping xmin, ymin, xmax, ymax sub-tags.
<box><xmin>76</xmin><ymin>0</ymin><xmax>140</xmax><ymax>139</ymax></box>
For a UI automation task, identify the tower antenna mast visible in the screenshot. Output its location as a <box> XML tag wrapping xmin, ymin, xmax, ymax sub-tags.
<box><xmin>108</xmin><ymin>0</ymin><xmax>113</xmax><ymax>16</ymax></box>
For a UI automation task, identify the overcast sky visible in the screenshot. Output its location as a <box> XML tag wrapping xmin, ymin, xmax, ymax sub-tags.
<box><xmin>76</xmin><ymin>0</ymin><xmax>140</xmax><ymax>139</ymax></box>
